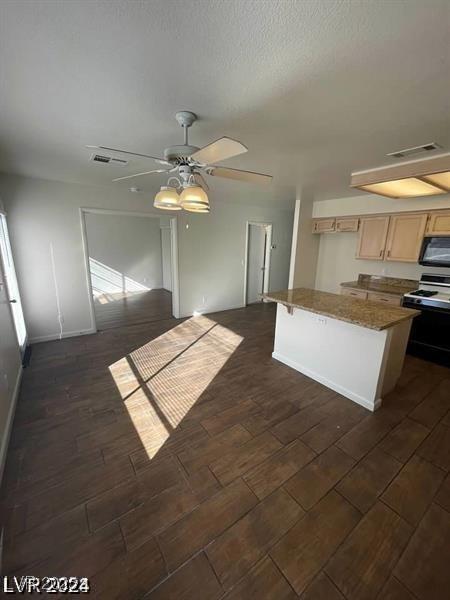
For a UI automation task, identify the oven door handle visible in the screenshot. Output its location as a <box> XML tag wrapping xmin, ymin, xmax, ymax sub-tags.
<box><xmin>402</xmin><ymin>301</ymin><xmax>450</xmax><ymax>315</ymax></box>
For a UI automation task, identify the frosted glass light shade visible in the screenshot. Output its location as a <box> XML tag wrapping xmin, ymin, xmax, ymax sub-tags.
<box><xmin>359</xmin><ymin>177</ymin><xmax>444</xmax><ymax>199</ymax></box>
<box><xmin>180</xmin><ymin>185</ymin><xmax>210</xmax><ymax>212</ymax></box>
<box><xmin>154</xmin><ymin>186</ymin><xmax>181</xmax><ymax>210</ymax></box>
<box><xmin>421</xmin><ymin>171</ymin><xmax>450</xmax><ymax>191</ymax></box>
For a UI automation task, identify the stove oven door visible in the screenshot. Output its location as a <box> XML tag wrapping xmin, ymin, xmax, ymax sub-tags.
<box><xmin>402</xmin><ymin>300</ymin><xmax>450</xmax><ymax>367</ymax></box>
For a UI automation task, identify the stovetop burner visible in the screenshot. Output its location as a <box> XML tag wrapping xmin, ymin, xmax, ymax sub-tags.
<box><xmin>409</xmin><ymin>290</ymin><xmax>439</xmax><ymax>297</ymax></box>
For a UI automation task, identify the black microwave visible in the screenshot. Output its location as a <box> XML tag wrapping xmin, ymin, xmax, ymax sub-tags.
<box><xmin>419</xmin><ymin>236</ymin><xmax>450</xmax><ymax>267</ymax></box>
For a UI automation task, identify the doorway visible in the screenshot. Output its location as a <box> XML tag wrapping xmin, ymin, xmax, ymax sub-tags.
<box><xmin>0</xmin><ymin>214</ymin><xmax>27</xmax><ymax>354</ymax></box>
<box><xmin>81</xmin><ymin>210</ymin><xmax>179</xmax><ymax>331</ymax></box>
<box><xmin>244</xmin><ymin>222</ymin><xmax>272</xmax><ymax>305</ymax></box>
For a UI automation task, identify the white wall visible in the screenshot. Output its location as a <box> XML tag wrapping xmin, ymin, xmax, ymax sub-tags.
<box><xmin>313</xmin><ymin>192</ymin><xmax>450</xmax><ymax>293</ymax></box>
<box><xmin>289</xmin><ymin>193</ymin><xmax>320</xmax><ymax>288</ymax></box>
<box><xmin>0</xmin><ymin>174</ymin><xmax>166</xmax><ymax>342</ymax></box>
<box><xmin>85</xmin><ymin>212</ymin><xmax>162</xmax><ymax>295</ymax></box>
<box><xmin>0</xmin><ymin>173</ymin><xmax>294</xmax><ymax>339</ymax></box>
<box><xmin>161</xmin><ymin>227</ymin><xmax>172</xmax><ymax>292</ymax></box>
<box><xmin>176</xmin><ymin>201</ymin><xmax>293</xmax><ymax>317</ymax></box>
<box><xmin>0</xmin><ymin>203</ymin><xmax>22</xmax><ymax>480</ymax></box>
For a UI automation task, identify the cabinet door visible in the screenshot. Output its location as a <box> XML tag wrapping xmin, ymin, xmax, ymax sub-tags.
<box><xmin>356</xmin><ymin>217</ymin><xmax>390</xmax><ymax>260</ymax></box>
<box><xmin>427</xmin><ymin>212</ymin><xmax>450</xmax><ymax>235</ymax></box>
<box><xmin>336</xmin><ymin>218</ymin><xmax>359</xmax><ymax>232</ymax></box>
<box><xmin>312</xmin><ymin>218</ymin><xmax>335</xmax><ymax>233</ymax></box>
<box><xmin>341</xmin><ymin>287</ymin><xmax>368</xmax><ymax>299</ymax></box>
<box><xmin>385</xmin><ymin>214</ymin><xmax>427</xmax><ymax>262</ymax></box>
<box><xmin>367</xmin><ymin>292</ymin><xmax>401</xmax><ymax>306</ymax></box>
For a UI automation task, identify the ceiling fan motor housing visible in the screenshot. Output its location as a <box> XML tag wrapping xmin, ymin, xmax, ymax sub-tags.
<box><xmin>164</xmin><ymin>145</ymin><xmax>200</xmax><ymax>163</ymax></box>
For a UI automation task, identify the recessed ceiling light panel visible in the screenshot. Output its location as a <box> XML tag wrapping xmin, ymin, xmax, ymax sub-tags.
<box><xmin>351</xmin><ymin>153</ymin><xmax>450</xmax><ymax>199</ymax></box>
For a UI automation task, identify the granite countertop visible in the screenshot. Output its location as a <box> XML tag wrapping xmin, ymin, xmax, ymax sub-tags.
<box><xmin>263</xmin><ymin>288</ymin><xmax>420</xmax><ymax>331</ymax></box>
<box><xmin>341</xmin><ymin>281</ymin><xmax>415</xmax><ymax>296</ymax></box>
<box><xmin>341</xmin><ymin>275</ymin><xmax>418</xmax><ymax>297</ymax></box>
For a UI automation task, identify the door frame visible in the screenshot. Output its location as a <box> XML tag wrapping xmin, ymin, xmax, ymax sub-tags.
<box><xmin>243</xmin><ymin>221</ymin><xmax>273</xmax><ymax>306</ymax></box>
<box><xmin>0</xmin><ymin>212</ymin><xmax>28</xmax><ymax>354</ymax></box>
<box><xmin>80</xmin><ymin>208</ymin><xmax>180</xmax><ymax>332</ymax></box>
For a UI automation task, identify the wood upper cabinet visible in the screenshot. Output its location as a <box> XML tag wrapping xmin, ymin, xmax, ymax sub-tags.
<box><xmin>356</xmin><ymin>216</ymin><xmax>390</xmax><ymax>260</ymax></box>
<box><xmin>336</xmin><ymin>217</ymin><xmax>359</xmax><ymax>232</ymax></box>
<box><xmin>312</xmin><ymin>218</ymin><xmax>335</xmax><ymax>233</ymax></box>
<box><xmin>426</xmin><ymin>211</ymin><xmax>450</xmax><ymax>235</ymax></box>
<box><xmin>385</xmin><ymin>213</ymin><xmax>428</xmax><ymax>262</ymax></box>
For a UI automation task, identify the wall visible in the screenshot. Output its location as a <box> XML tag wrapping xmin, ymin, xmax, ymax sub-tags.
<box><xmin>0</xmin><ymin>202</ymin><xmax>22</xmax><ymax>480</ymax></box>
<box><xmin>313</xmin><ymin>193</ymin><xmax>450</xmax><ymax>293</ymax></box>
<box><xmin>85</xmin><ymin>212</ymin><xmax>162</xmax><ymax>295</ymax></box>
<box><xmin>161</xmin><ymin>227</ymin><xmax>172</xmax><ymax>292</ymax></box>
<box><xmin>0</xmin><ymin>174</ymin><xmax>166</xmax><ymax>342</ymax></box>
<box><xmin>176</xmin><ymin>201</ymin><xmax>293</xmax><ymax>317</ymax></box>
<box><xmin>289</xmin><ymin>192</ymin><xmax>320</xmax><ymax>288</ymax></box>
<box><xmin>0</xmin><ymin>173</ymin><xmax>294</xmax><ymax>338</ymax></box>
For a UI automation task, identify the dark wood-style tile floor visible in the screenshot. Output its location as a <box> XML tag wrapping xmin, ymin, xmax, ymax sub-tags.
<box><xmin>1</xmin><ymin>303</ymin><xmax>450</xmax><ymax>599</ymax></box>
<box><xmin>93</xmin><ymin>289</ymin><xmax>172</xmax><ymax>330</ymax></box>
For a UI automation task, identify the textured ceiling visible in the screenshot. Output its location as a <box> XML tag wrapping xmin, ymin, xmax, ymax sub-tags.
<box><xmin>0</xmin><ymin>0</ymin><xmax>449</xmax><ymax>207</ymax></box>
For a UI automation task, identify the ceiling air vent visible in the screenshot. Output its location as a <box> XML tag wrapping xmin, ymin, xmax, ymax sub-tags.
<box><xmin>387</xmin><ymin>142</ymin><xmax>441</xmax><ymax>159</ymax></box>
<box><xmin>90</xmin><ymin>154</ymin><xmax>128</xmax><ymax>166</ymax></box>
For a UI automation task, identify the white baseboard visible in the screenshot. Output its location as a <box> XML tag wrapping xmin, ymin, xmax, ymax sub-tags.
<box><xmin>0</xmin><ymin>366</ymin><xmax>23</xmax><ymax>485</ymax></box>
<box><xmin>29</xmin><ymin>327</ymin><xmax>96</xmax><ymax>344</ymax></box>
<box><xmin>180</xmin><ymin>303</ymin><xmax>245</xmax><ymax>319</ymax></box>
<box><xmin>272</xmin><ymin>351</ymin><xmax>380</xmax><ymax>412</ymax></box>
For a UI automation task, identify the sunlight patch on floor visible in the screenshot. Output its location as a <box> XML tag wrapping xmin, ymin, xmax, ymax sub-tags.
<box><xmin>108</xmin><ymin>315</ymin><xmax>243</xmax><ymax>459</ymax></box>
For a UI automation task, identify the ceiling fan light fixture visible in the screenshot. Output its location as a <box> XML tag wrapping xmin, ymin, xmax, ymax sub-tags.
<box><xmin>153</xmin><ymin>186</ymin><xmax>182</xmax><ymax>211</ymax></box>
<box><xmin>183</xmin><ymin>204</ymin><xmax>210</xmax><ymax>214</ymax></box>
<box><xmin>180</xmin><ymin>184</ymin><xmax>209</xmax><ymax>212</ymax></box>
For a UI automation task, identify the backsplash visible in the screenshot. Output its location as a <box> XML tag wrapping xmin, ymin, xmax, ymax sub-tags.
<box><xmin>357</xmin><ymin>274</ymin><xmax>418</xmax><ymax>289</ymax></box>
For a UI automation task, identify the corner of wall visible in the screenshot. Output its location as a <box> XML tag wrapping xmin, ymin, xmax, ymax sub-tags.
<box><xmin>289</xmin><ymin>190</ymin><xmax>320</xmax><ymax>289</ymax></box>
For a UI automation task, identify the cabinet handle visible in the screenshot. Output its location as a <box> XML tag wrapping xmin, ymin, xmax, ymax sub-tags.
<box><xmin>379</xmin><ymin>250</ymin><xmax>383</xmax><ymax>257</ymax></box>
<box><xmin>387</xmin><ymin>250</ymin><xmax>391</xmax><ymax>257</ymax></box>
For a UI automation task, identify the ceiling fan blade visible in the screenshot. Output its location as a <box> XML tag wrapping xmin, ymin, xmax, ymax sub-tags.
<box><xmin>190</xmin><ymin>137</ymin><xmax>247</xmax><ymax>165</ymax></box>
<box><xmin>192</xmin><ymin>172</ymin><xmax>209</xmax><ymax>191</ymax></box>
<box><xmin>112</xmin><ymin>169</ymin><xmax>170</xmax><ymax>182</ymax></box>
<box><xmin>207</xmin><ymin>166</ymin><xmax>272</xmax><ymax>185</ymax></box>
<box><xmin>86</xmin><ymin>145</ymin><xmax>171</xmax><ymax>165</ymax></box>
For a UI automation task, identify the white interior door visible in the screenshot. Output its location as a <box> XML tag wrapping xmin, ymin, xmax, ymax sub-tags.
<box><xmin>161</xmin><ymin>228</ymin><xmax>172</xmax><ymax>292</ymax></box>
<box><xmin>246</xmin><ymin>224</ymin><xmax>267</xmax><ymax>304</ymax></box>
<box><xmin>0</xmin><ymin>215</ymin><xmax>27</xmax><ymax>353</ymax></box>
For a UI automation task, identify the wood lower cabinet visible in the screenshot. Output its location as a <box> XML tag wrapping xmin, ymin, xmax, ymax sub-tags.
<box><xmin>385</xmin><ymin>213</ymin><xmax>428</xmax><ymax>262</ymax></box>
<box><xmin>356</xmin><ymin>217</ymin><xmax>390</xmax><ymax>260</ymax></box>
<box><xmin>341</xmin><ymin>287</ymin><xmax>402</xmax><ymax>307</ymax></box>
<box><xmin>341</xmin><ymin>287</ymin><xmax>368</xmax><ymax>299</ymax></box>
<box><xmin>426</xmin><ymin>211</ymin><xmax>450</xmax><ymax>235</ymax></box>
<box><xmin>367</xmin><ymin>292</ymin><xmax>401</xmax><ymax>306</ymax></box>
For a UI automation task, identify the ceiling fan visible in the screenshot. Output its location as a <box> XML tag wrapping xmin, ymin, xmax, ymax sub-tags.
<box><xmin>87</xmin><ymin>111</ymin><xmax>272</xmax><ymax>213</ymax></box>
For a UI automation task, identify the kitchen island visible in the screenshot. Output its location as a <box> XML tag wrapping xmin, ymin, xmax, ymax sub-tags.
<box><xmin>264</xmin><ymin>288</ymin><xmax>419</xmax><ymax>411</ymax></box>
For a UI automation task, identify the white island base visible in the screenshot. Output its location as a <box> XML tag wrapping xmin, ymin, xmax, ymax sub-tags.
<box><xmin>272</xmin><ymin>304</ymin><xmax>412</xmax><ymax>412</ymax></box>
